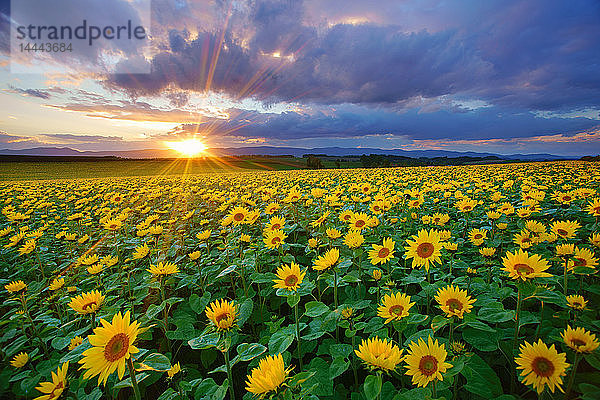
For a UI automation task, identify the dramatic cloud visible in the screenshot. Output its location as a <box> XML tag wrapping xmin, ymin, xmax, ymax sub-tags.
<box><xmin>107</xmin><ymin>0</ymin><xmax>600</xmax><ymax>113</ymax></box>
<box><xmin>7</xmin><ymin>85</ymin><xmax>52</xmax><ymax>99</ymax></box>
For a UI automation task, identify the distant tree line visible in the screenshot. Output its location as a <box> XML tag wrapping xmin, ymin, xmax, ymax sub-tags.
<box><xmin>359</xmin><ymin>154</ymin><xmax>504</xmax><ymax>168</ymax></box>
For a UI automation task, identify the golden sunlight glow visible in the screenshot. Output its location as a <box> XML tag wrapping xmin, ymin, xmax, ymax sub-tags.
<box><xmin>165</xmin><ymin>138</ymin><xmax>207</xmax><ymax>157</ymax></box>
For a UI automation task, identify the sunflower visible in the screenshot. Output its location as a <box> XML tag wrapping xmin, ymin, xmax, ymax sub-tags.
<box><xmin>10</xmin><ymin>352</ymin><xmax>29</xmax><ymax>368</ymax></box>
<box><xmin>68</xmin><ymin>290</ymin><xmax>105</xmax><ymax>315</ymax></box>
<box><xmin>479</xmin><ymin>247</ymin><xmax>496</xmax><ymax>258</ymax></box>
<box><xmin>344</xmin><ymin>230</ymin><xmax>364</xmax><ymax>249</ymax></box>
<box><xmin>455</xmin><ymin>198</ymin><xmax>478</xmax><ymax>213</ymax></box>
<box><xmin>228</xmin><ymin>206</ymin><xmax>250</xmax><ymax>225</ymax></box>
<box><xmin>313</xmin><ymin>248</ymin><xmax>340</xmax><ymax>271</ymax></box>
<box><xmin>585</xmin><ymin>198</ymin><xmax>600</xmax><ymax>217</ymax></box>
<box><xmin>431</xmin><ymin>213</ymin><xmax>450</xmax><ymax>226</ymax></box>
<box><xmin>434</xmin><ymin>285</ymin><xmax>476</xmax><ymax>319</ymax></box>
<box><xmin>196</xmin><ymin>229</ymin><xmax>212</xmax><ymax>241</ymax></box>
<box><xmin>404</xmin><ymin>229</ymin><xmax>442</xmax><ymax>271</ymax></box>
<box><xmin>326</xmin><ymin>228</ymin><xmax>342</xmax><ymax>239</ymax></box>
<box><xmin>79</xmin><ymin>311</ymin><xmax>140</xmax><ymax>385</ymax></box>
<box><xmin>147</xmin><ymin>261</ymin><xmax>179</xmax><ymax>277</ymax></box>
<box><xmin>368</xmin><ymin>238</ymin><xmax>395</xmax><ymax>265</ymax></box>
<box><xmin>550</xmin><ymin>220</ymin><xmax>581</xmax><ymax>239</ymax></box>
<box><xmin>561</xmin><ymin>326</ymin><xmax>599</xmax><ymax>353</ymax></box>
<box><xmin>501</xmin><ymin>249</ymin><xmax>551</xmax><ymax>280</ymax></box>
<box><xmin>265</xmin><ymin>202</ymin><xmax>280</xmax><ymax>215</ymax></box>
<box><xmin>206</xmin><ymin>299</ymin><xmax>238</xmax><ymax>331</ymax></box>
<box><xmin>355</xmin><ymin>337</ymin><xmax>403</xmax><ymax>372</ymax></box>
<box><xmin>513</xmin><ymin>230</ymin><xmax>534</xmax><ymax>249</ymax></box>
<box><xmin>348</xmin><ymin>212</ymin><xmax>370</xmax><ymax>231</ymax></box>
<box><xmin>265</xmin><ymin>216</ymin><xmax>286</xmax><ymax>232</ymax></box>
<box><xmin>272</xmin><ymin>262</ymin><xmax>306</xmax><ymax>291</ymax></box>
<box><xmin>34</xmin><ymin>361</ymin><xmax>69</xmax><ymax>400</ymax></box>
<box><xmin>18</xmin><ymin>239</ymin><xmax>36</xmax><ymax>255</ymax></box>
<box><xmin>310</xmin><ymin>211</ymin><xmax>330</xmax><ymax>228</ymax></box>
<box><xmin>103</xmin><ymin>218</ymin><xmax>122</xmax><ymax>231</ymax></box>
<box><xmin>87</xmin><ymin>264</ymin><xmax>103</xmax><ymax>275</ymax></box>
<box><xmin>377</xmin><ymin>292</ymin><xmax>414</xmax><ymax>324</ymax></box>
<box><xmin>515</xmin><ymin>339</ymin><xmax>569</xmax><ymax>394</ymax></box>
<box><xmin>555</xmin><ymin>243</ymin><xmax>575</xmax><ymax>257</ymax></box>
<box><xmin>468</xmin><ymin>228</ymin><xmax>487</xmax><ymax>246</ymax></box>
<box><xmin>5</xmin><ymin>280</ymin><xmax>27</xmax><ymax>294</ymax></box>
<box><xmin>69</xmin><ymin>336</ymin><xmax>83</xmax><ymax>351</ymax></box>
<box><xmin>263</xmin><ymin>229</ymin><xmax>287</xmax><ymax>250</ymax></box>
<box><xmin>167</xmin><ymin>362</ymin><xmax>181</xmax><ymax>378</ymax></box>
<box><xmin>566</xmin><ymin>294</ymin><xmax>587</xmax><ymax>310</ymax></box>
<box><xmin>308</xmin><ymin>238</ymin><xmax>318</xmax><ymax>248</ymax></box>
<box><xmin>590</xmin><ymin>232</ymin><xmax>600</xmax><ymax>248</ymax></box>
<box><xmin>339</xmin><ymin>210</ymin><xmax>353</xmax><ymax>222</ymax></box>
<box><xmin>404</xmin><ymin>336</ymin><xmax>452</xmax><ymax>388</ymax></box>
<box><xmin>49</xmin><ymin>277</ymin><xmax>65</xmax><ymax>291</ymax></box>
<box><xmin>568</xmin><ymin>247</ymin><xmax>598</xmax><ymax>272</ymax></box>
<box><xmin>245</xmin><ymin>353</ymin><xmax>292</xmax><ymax>398</ymax></box>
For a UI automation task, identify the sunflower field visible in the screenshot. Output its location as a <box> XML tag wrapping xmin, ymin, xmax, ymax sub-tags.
<box><xmin>1</xmin><ymin>161</ymin><xmax>599</xmax><ymax>400</ymax></box>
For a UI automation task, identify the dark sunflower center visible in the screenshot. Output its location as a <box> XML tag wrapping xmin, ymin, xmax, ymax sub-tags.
<box><xmin>571</xmin><ymin>338</ymin><xmax>586</xmax><ymax>347</ymax></box>
<box><xmin>417</xmin><ymin>242</ymin><xmax>434</xmax><ymax>258</ymax></box>
<box><xmin>473</xmin><ymin>234</ymin><xmax>483</xmax><ymax>239</ymax></box>
<box><xmin>522</xmin><ymin>238</ymin><xmax>531</xmax><ymax>243</ymax></box>
<box><xmin>574</xmin><ymin>258</ymin><xmax>586</xmax><ymax>266</ymax></box>
<box><xmin>446</xmin><ymin>298</ymin><xmax>463</xmax><ymax>312</ymax></box>
<box><xmin>532</xmin><ymin>357</ymin><xmax>555</xmax><ymax>377</ymax></box>
<box><xmin>378</xmin><ymin>247</ymin><xmax>390</xmax><ymax>259</ymax></box>
<box><xmin>463</xmin><ymin>206</ymin><xmax>472</xmax><ymax>211</ymax></box>
<box><xmin>285</xmin><ymin>275</ymin><xmax>298</xmax><ymax>287</ymax></box>
<box><xmin>434</xmin><ymin>218</ymin><xmax>440</xmax><ymax>223</ymax></box>
<box><xmin>389</xmin><ymin>305</ymin><xmax>404</xmax><ymax>316</ymax></box>
<box><xmin>48</xmin><ymin>381</ymin><xmax>64</xmax><ymax>399</ymax></box>
<box><xmin>215</xmin><ymin>312</ymin><xmax>230</xmax><ymax>324</ymax></box>
<box><xmin>272</xmin><ymin>224</ymin><xmax>281</xmax><ymax>230</ymax></box>
<box><xmin>557</xmin><ymin>228</ymin><xmax>568</xmax><ymax>236</ymax></box>
<box><xmin>419</xmin><ymin>355</ymin><xmax>438</xmax><ymax>376</ymax></box>
<box><xmin>104</xmin><ymin>333</ymin><xmax>129</xmax><ymax>362</ymax></box>
<box><xmin>343</xmin><ymin>214</ymin><xmax>351</xmax><ymax>221</ymax></box>
<box><xmin>272</xmin><ymin>237</ymin><xmax>281</xmax><ymax>244</ymax></box>
<box><xmin>355</xmin><ymin>220</ymin><xmax>365</xmax><ymax>228</ymax></box>
<box><xmin>563</xmin><ymin>196</ymin><xmax>572</xmax><ymax>202</ymax></box>
<box><xmin>515</xmin><ymin>263</ymin><xmax>534</xmax><ymax>275</ymax></box>
<box><xmin>572</xmin><ymin>301</ymin><xmax>581</xmax><ymax>307</ymax></box>
<box><xmin>594</xmin><ymin>207</ymin><xmax>600</xmax><ymax>214</ymax></box>
<box><xmin>82</xmin><ymin>301</ymin><xmax>97</xmax><ymax>311</ymax></box>
<box><xmin>233</xmin><ymin>213</ymin><xmax>244</xmax><ymax>221</ymax></box>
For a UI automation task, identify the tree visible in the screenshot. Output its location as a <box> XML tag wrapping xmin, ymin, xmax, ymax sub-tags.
<box><xmin>306</xmin><ymin>155</ymin><xmax>324</xmax><ymax>169</ymax></box>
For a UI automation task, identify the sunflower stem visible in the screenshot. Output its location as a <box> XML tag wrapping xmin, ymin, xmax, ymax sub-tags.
<box><xmin>333</xmin><ymin>268</ymin><xmax>339</xmax><ymax>341</ymax></box>
<box><xmin>224</xmin><ymin>348</ymin><xmax>235</xmax><ymax>400</ymax></box>
<box><xmin>294</xmin><ymin>302</ymin><xmax>303</xmax><ymax>369</ymax></box>
<box><xmin>426</xmin><ymin>269</ymin><xmax>431</xmax><ymax>316</ymax></box>
<box><xmin>511</xmin><ymin>286</ymin><xmax>523</xmax><ymax>392</ymax></box>
<box><xmin>534</xmin><ymin>301</ymin><xmax>544</xmax><ymax>340</ymax></box>
<box><xmin>126</xmin><ymin>357</ymin><xmax>141</xmax><ymax>400</ymax></box>
<box><xmin>563</xmin><ymin>257</ymin><xmax>569</xmax><ymax>295</ymax></box>
<box><xmin>565</xmin><ymin>352</ymin><xmax>580</xmax><ymax>399</ymax></box>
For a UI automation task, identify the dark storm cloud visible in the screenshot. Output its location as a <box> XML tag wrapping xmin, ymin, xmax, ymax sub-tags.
<box><xmin>166</xmin><ymin>104</ymin><xmax>599</xmax><ymax>142</ymax></box>
<box><xmin>107</xmin><ymin>0</ymin><xmax>600</xmax><ymax>113</ymax></box>
<box><xmin>7</xmin><ymin>85</ymin><xmax>52</xmax><ymax>99</ymax></box>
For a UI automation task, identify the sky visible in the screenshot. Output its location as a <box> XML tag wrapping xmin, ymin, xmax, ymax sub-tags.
<box><xmin>0</xmin><ymin>0</ymin><xmax>599</xmax><ymax>157</ymax></box>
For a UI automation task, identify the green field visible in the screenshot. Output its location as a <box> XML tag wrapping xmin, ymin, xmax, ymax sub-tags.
<box><xmin>0</xmin><ymin>157</ymin><xmax>309</xmax><ymax>181</ymax></box>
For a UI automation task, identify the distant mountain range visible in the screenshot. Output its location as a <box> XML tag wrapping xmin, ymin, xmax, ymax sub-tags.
<box><xmin>0</xmin><ymin>146</ymin><xmax>572</xmax><ymax>161</ymax></box>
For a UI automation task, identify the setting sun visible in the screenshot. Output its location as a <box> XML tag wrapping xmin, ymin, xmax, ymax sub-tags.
<box><xmin>165</xmin><ymin>138</ymin><xmax>207</xmax><ymax>157</ymax></box>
